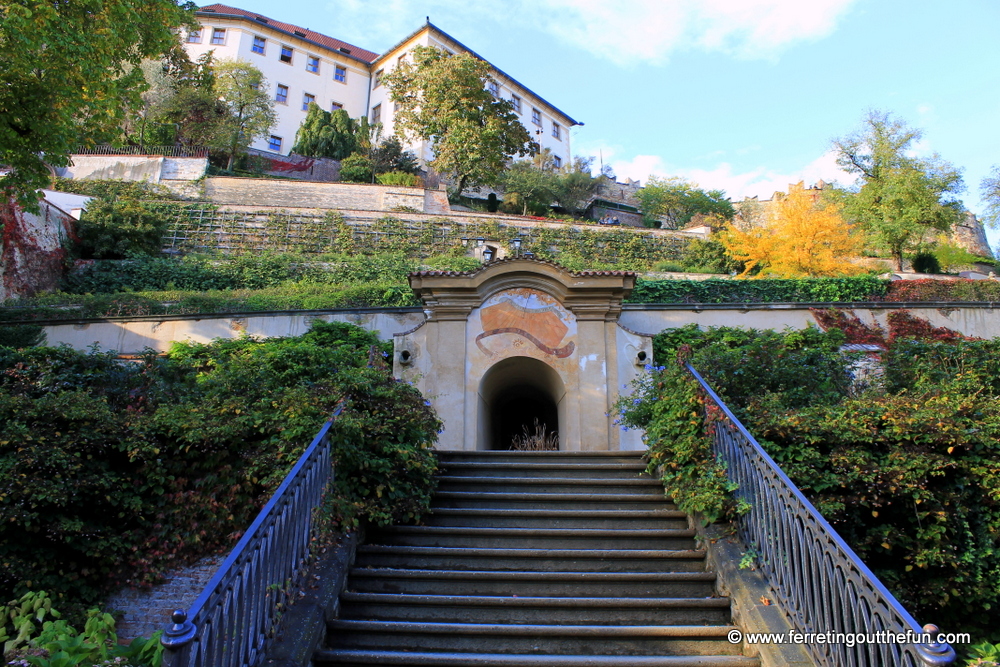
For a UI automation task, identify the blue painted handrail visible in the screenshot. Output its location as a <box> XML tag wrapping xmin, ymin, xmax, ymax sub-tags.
<box><xmin>685</xmin><ymin>363</ymin><xmax>956</xmax><ymax>666</ymax></box>
<box><xmin>160</xmin><ymin>403</ymin><xmax>343</xmax><ymax>667</ymax></box>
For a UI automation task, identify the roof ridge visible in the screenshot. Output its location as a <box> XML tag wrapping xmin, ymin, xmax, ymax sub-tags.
<box><xmin>197</xmin><ymin>3</ymin><xmax>380</xmax><ymax>63</ymax></box>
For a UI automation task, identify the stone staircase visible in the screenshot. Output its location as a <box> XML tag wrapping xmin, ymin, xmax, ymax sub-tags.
<box><xmin>314</xmin><ymin>451</ymin><xmax>759</xmax><ymax>666</ymax></box>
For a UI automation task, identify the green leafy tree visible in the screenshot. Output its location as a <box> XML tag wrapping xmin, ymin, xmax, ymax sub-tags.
<box><xmin>371</xmin><ymin>136</ymin><xmax>420</xmax><ymax>175</ymax></box>
<box><xmin>636</xmin><ymin>176</ymin><xmax>735</xmax><ymax>229</ymax></box>
<box><xmin>293</xmin><ymin>106</ymin><xmax>359</xmax><ymax>159</ymax></box>
<box><xmin>981</xmin><ymin>165</ymin><xmax>1000</xmax><ymax>229</ymax></box>
<box><xmin>833</xmin><ymin>110</ymin><xmax>966</xmax><ymax>271</ymax></box>
<box><xmin>500</xmin><ymin>161</ymin><xmax>558</xmax><ymax>215</ymax></box>
<box><xmin>0</xmin><ymin>0</ymin><xmax>196</xmax><ymax>211</ymax></box>
<box><xmin>214</xmin><ymin>59</ymin><xmax>276</xmax><ymax>170</ymax></box>
<box><xmin>553</xmin><ymin>156</ymin><xmax>599</xmax><ymax>217</ymax></box>
<box><xmin>384</xmin><ymin>45</ymin><xmax>535</xmax><ymax>197</ymax></box>
<box><xmin>162</xmin><ymin>85</ymin><xmax>232</xmax><ymax>149</ymax></box>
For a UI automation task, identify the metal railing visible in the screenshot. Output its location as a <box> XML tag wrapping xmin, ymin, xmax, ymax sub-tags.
<box><xmin>685</xmin><ymin>363</ymin><xmax>956</xmax><ymax>666</ymax></box>
<box><xmin>160</xmin><ymin>404</ymin><xmax>343</xmax><ymax>667</ymax></box>
<box><xmin>73</xmin><ymin>145</ymin><xmax>209</xmax><ymax>158</ymax></box>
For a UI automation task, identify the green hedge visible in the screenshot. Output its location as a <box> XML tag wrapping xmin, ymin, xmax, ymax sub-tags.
<box><xmin>0</xmin><ymin>283</ymin><xmax>418</xmax><ymax>322</ymax></box>
<box><xmin>627</xmin><ymin>276</ymin><xmax>1000</xmax><ymax>304</ymax></box>
<box><xmin>626</xmin><ymin>277</ymin><xmax>889</xmax><ymax>303</ymax></box>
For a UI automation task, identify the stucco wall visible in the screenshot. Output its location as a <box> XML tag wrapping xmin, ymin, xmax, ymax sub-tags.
<box><xmin>58</xmin><ymin>156</ymin><xmax>207</xmax><ymax>183</ymax></box>
<box><xmin>31</xmin><ymin>304</ymin><xmax>999</xmax><ymax>356</ymax></box>
<box><xmin>39</xmin><ymin>309</ymin><xmax>424</xmax><ymax>354</ymax></box>
<box><xmin>619</xmin><ymin>303</ymin><xmax>1000</xmax><ymax>341</ymax></box>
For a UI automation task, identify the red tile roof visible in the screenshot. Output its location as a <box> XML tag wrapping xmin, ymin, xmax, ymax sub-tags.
<box><xmin>198</xmin><ymin>4</ymin><xmax>380</xmax><ymax>63</ymax></box>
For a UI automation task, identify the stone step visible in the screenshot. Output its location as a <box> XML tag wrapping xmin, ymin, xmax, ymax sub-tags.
<box><xmin>338</xmin><ymin>592</ymin><xmax>733</xmax><ymax>624</ymax></box>
<box><xmin>438</xmin><ymin>461</ymin><xmax>649</xmax><ymax>479</ymax></box>
<box><xmin>347</xmin><ymin>569</ymin><xmax>718</xmax><ymax>598</ymax></box>
<box><xmin>423</xmin><ymin>508</ymin><xmax>689</xmax><ymax>530</ymax></box>
<box><xmin>436</xmin><ymin>451</ymin><xmax>646</xmax><ymax>466</ymax></box>
<box><xmin>315</xmin><ymin>649</ymin><xmax>759</xmax><ymax>666</ymax></box>
<box><xmin>435</xmin><ymin>476</ymin><xmax>664</xmax><ymax>495</ymax></box>
<box><xmin>353</xmin><ymin>546</ymin><xmax>709</xmax><ymax>573</ymax></box>
<box><xmin>324</xmin><ymin>621</ymin><xmax>745</xmax><ymax>656</ymax></box>
<box><xmin>368</xmin><ymin>526</ymin><xmax>698</xmax><ymax>550</ymax></box>
<box><xmin>431</xmin><ymin>492</ymin><xmax>672</xmax><ymax>510</ymax></box>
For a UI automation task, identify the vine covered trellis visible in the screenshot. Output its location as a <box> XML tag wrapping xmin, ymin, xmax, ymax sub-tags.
<box><xmin>156</xmin><ymin>203</ymin><xmax>687</xmax><ymax>267</ymax></box>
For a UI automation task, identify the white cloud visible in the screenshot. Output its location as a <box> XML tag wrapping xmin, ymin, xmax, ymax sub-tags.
<box><xmin>609</xmin><ymin>150</ymin><xmax>855</xmax><ymax>200</ymax></box>
<box><xmin>319</xmin><ymin>0</ymin><xmax>858</xmax><ymax>65</ymax></box>
<box><xmin>534</xmin><ymin>0</ymin><xmax>860</xmax><ymax>65</ymax></box>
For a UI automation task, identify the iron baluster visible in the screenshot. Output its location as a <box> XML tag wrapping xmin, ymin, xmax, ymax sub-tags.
<box><xmin>685</xmin><ymin>363</ymin><xmax>955</xmax><ymax>666</ymax></box>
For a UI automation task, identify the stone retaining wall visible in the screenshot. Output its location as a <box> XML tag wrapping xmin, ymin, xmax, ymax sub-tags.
<box><xmin>30</xmin><ymin>303</ymin><xmax>999</xmax><ymax>356</ymax></box>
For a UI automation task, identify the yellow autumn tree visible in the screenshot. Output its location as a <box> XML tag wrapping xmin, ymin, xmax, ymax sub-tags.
<box><xmin>720</xmin><ymin>186</ymin><xmax>864</xmax><ymax>278</ymax></box>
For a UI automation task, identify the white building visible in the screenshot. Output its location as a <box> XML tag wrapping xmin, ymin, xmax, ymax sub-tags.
<box><xmin>185</xmin><ymin>4</ymin><xmax>580</xmax><ymax>168</ymax></box>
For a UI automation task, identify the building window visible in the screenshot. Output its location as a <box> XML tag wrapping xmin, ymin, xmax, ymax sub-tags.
<box><xmin>306</xmin><ymin>55</ymin><xmax>320</xmax><ymax>73</ymax></box>
<box><xmin>553</xmin><ymin>155</ymin><xmax>562</xmax><ymax>169</ymax></box>
<box><xmin>531</xmin><ymin>108</ymin><xmax>541</xmax><ymax>125</ymax></box>
<box><xmin>186</xmin><ymin>28</ymin><xmax>202</xmax><ymax>43</ymax></box>
<box><xmin>374</xmin><ymin>69</ymin><xmax>384</xmax><ymax>88</ymax></box>
<box><xmin>251</xmin><ymin>35</ymin><xmax>265</xmax><ymax>54</ymax></box>
<box><xmin>334</xmin><ymin>65</ymin><xmax>347</xmax><ymax>83</ymax></box>
<box><xmin>397</xmin><ymin>54</ymin><xmax>407</xmax><ymax>67</ymax></box>
<box><xmin>211</xmin><ymin>28</ymin><xmax>226</xmax><ymax>45</ymax></box>
<box><xmin>488</xmin><ymin>81</ymin><xmax>499</xmax><ymax>97</ymax></box>
<box><xmin>552</xmin><ymin>123</ymin><xmax>561</xmax><ymax>139</ymax></box>
<box><xmin>275</xmin><ymin>84</ymin><xmax>288</xmax><ymax>104</ymax></box>
<box><xmin>331</xmin><ymin>101</ymin><xmax>343</xmax><ymax>111</ymax></box>
<box><xmin>371</xmin><ymin>103</ymin><xmax>382</xmax><ymax>125</ymax></box>
<box><xmin>511</xmin><ymin>95</ymin><xmax>521</xmax><ymax>113</ymax></box>
<box><xmin>268</xmin><ymin>135</ymin><xmax>282</xmax><ymax>152</ymax></box>
<box><xmin>302</xmin><ymin>93</ymin><xmax>315</xmax><ymax>110</ymax></box>
<box><xmin>280</xmin><ymin>46</ymin><xmax>293</xmax><ymax>63</ymax></box>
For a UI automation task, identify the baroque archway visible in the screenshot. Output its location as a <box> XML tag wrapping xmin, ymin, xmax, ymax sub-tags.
<box><xmin>393</xmin><ymin>257</ymin><xmax>650</xmax><ymax>451</ymax></box>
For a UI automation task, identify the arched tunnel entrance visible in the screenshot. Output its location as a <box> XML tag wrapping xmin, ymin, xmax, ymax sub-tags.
<box><xmin>478</xmin><ymin>356</ymin><xmax>566</xmax><ymax>450</ymax></box>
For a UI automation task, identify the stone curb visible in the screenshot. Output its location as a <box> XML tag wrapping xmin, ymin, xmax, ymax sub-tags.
<box><xmin>697</xmin><ymin>521</ymin><xmax>814</xmax><ymax>667</ymax></box>
<box><xmin>262</xmin><ymin>529</ymin><xmax>361</xmax><ymax>667</ymax></box>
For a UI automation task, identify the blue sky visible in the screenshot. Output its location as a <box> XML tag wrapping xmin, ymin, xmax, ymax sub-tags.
<box><xmin>206</xmin><ymin>0</ymin><xmax>1000</xmax><ymax>251</ymax></box>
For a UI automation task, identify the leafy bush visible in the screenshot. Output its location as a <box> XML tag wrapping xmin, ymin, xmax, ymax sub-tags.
<box><xmin>0</xmin><ymin>282</ymin><xmax>419</xmax><ymax>323</ymax></box>
<box><xmin>377</xmin><ymin>171</ymin><xmax>423</xmax><ymax>187</ymax></box>
<box><xmin>0</xmin><ymin>322</ymin><xmax>440</xmax><ymax>607</ymax></box>
<box><xmin>933</xmin><ymin>242</ymin><xmax>989</xmax><ymax>273</ymax></box>
<box><xmin>0</xmin><ymin>325</ymin><xmax>45</xmax><ymax>349</ymax></box>
<box><xmin>883</xmin><ymin>278</ymin><xmax>1000</xmax><ymax>302</ymax></box>
<box><xmin>679</xmin><ymin>238</ymin><xmax>741</xmax><ymax>274</ymax></box>
<box><xmin>339</xmin><ymin>154</ymin><xmax>374</xmax><ymax>183</ymax></box>
<box><xmin>911</xmin><ymin>251</ymin><xmax>941</xmax><ymax>274</ymax></box>
<box><xmin>75</xmin><ymin>198</ymin><xmax>171</xmax><ymax>259</ymax></box>
<box><xmin>1</xmin><ymin>590</ymin><xmax>163</xmax><ymax>666</ymax></box>
<box><xmin>61</xmin><ymin>253</ymin><xmax>425</xmax><ymax>296</ymax></box>
<box><xmin>628</xmin><ymin>322</ymin><xmax>1000</xmax><ymax>640</ymax></box>
<box><xmin>615</xmin><ymin>359</ymin><xmax>732</xmax><ymax>523</ymax></box>
<box><xmin>51</xmin><ymin>178</ymin><xmax>178</xmax><ymax>202</ymax></box>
